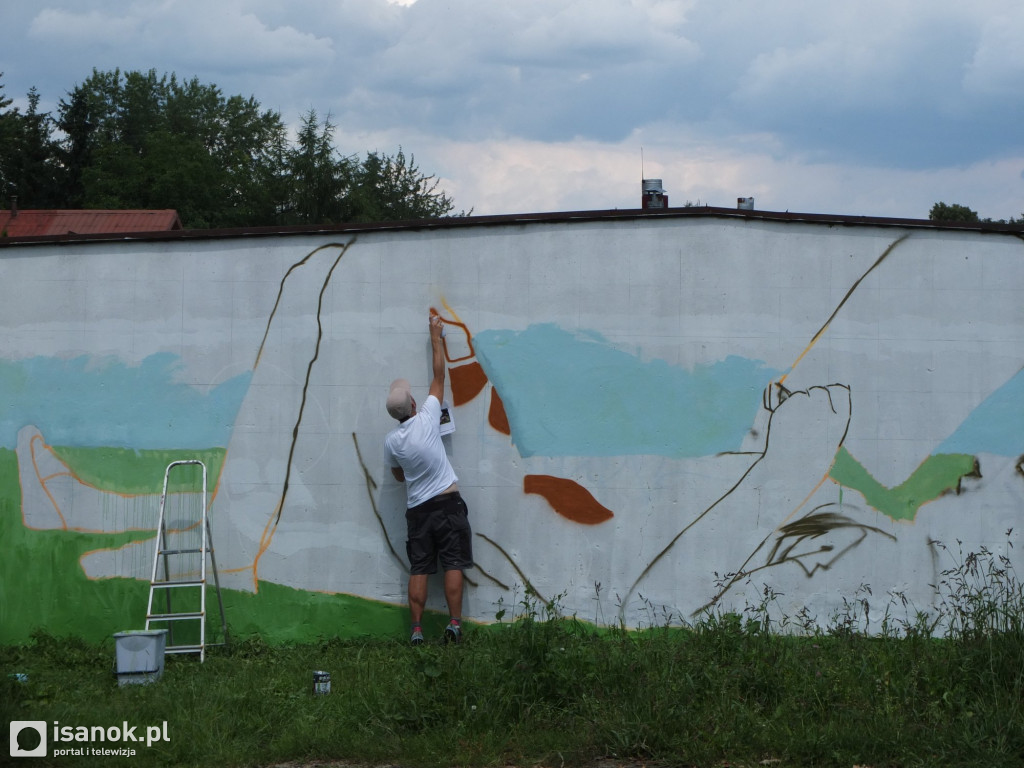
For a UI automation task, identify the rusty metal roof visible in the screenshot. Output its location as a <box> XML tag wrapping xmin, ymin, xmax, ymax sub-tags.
<box><xmin>0</xmin><ymin>209</ymin><xmax>183</xmax><ymax>237</ymax></box>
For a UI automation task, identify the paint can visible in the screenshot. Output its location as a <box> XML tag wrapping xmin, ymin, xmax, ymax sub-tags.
<box><xmin>313</xmin><ymin>670</ymin><xmax>331</xmax><ymax>695</ymax></box>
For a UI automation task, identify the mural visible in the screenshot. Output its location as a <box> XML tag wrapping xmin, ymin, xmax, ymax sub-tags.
<box><xmin>1</xmin><ymin>215</ymin><xmax>1022</xmax><ymax>643</ymax></box>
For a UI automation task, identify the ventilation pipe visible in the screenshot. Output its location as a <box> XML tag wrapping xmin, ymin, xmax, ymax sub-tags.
<box><xmin>642</xmin><ymin>179</ymin><xmax>668</xmax><ymax>210</ymax></box>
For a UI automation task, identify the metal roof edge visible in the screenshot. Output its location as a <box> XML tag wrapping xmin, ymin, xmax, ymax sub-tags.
<box><xmin>2</xmin><ymin>206</ymin><xmax>1023</xmax><ymax>248</ymax></box>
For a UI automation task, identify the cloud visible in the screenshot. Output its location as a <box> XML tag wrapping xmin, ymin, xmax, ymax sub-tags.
<box><xmin>27</xmin><ymin>1</ymin><xmax>334</xmax><ymax>80</ymax></box>
<box><xmin>4</xmin><ymin>0</ymin><xmax>1024</xmax><ymax>221</ymax></box>
<box><xmin>29</xmin><ymin>7</ymin><xmax>140</xmax><ymax>44</ymax></box>
<box><xmin>390</xmin><ymin>121</ymin><xmax>1024</xmax><ymax>220</ymax></box>
<box><xmin>325</xmin><ymin>0</ymin><xmax>700</xmax><ymax>144</ymax></box>
<box><xmin>964</xmin><ymin>8</ymin><xmax>1024</xmax><ymax>97</ymax></box>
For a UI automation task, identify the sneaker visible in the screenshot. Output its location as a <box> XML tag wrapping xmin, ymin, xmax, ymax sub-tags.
<box><xmin>410</xmin><ymin>629</ymin><xmax>424</xmax><ymax>646</ymax></box>
<box><xmin>443</xmin><ymin>622</ymin><xmax>462</xmax><ymax>644</ymax></box>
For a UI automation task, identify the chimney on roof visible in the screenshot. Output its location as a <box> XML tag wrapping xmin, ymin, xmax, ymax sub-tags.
<box><xmin>10</xmin><ymin>195</ymin><xmax>17</xmax><ymax>217</ymax></box>
<box><xmin>642</xmin><ymin>179</ymin><xmax>668</xmax><ymax>210</ymax></box>
<box><xmin>737</xmin><ymin>197</ymin><xmax>754</xmax><ymax>210</ymax></box>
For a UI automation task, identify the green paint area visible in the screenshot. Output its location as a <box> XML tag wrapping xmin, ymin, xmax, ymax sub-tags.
<box><xmin>0</xmin><ymin>448</ymin><xmax>156</xmax><ymax>642</ymax></box>
<box><xmin>50</xmin><ymin>445</ymin><xmax>226</xmax><ymax>495</ymax></box>
<box><xmin>829</xmin><ymin>447</ymin><xmax>979</xmax><ymax>521</ymax></box>
<box><xmin>0</xmin><ymin>448</ymin><xmax>416</xmax><ymax>646</ymax></box>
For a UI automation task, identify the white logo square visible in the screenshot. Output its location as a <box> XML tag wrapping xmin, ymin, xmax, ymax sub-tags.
<box><xmin>9</xmin><ymin>721</ymin><xmax>47</xmax><ymax>757</ymax></box>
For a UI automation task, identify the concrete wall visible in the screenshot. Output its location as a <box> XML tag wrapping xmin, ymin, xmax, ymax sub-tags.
<box><xmin>2</xmin><ymin>212</ymin><xmax>1022</xmax><ymax>642</ymax></box>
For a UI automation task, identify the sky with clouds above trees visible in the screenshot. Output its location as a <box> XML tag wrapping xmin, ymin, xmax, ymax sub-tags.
<box><xmin>3</xmin><ymin>0</ymin><xmax>1024</xmax><ymax>220</ymax></box>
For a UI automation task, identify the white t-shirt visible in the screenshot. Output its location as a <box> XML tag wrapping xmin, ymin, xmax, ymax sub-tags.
<box><xmin>384</xmin><ymin>394</ymin><xmax>458</xmax><ymax>508</ymax></box>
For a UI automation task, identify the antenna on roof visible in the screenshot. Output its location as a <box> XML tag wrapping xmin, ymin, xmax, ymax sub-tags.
<box><xmin>639</xmin><ymin>147</ymin><xmax>667</xmax><ymax>210</ymax></box>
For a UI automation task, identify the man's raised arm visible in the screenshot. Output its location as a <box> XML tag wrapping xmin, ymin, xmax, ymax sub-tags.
<box><xmin>428</xmin><ymin>312</ymin><xmax>445</xmax><ymax>402</ymax></box>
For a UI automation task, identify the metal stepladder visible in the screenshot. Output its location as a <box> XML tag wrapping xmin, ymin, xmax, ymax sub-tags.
<box><xmin>145</xmin><ymin>460</ymin><xmax>228</xmax><ymax>661</ymax></box>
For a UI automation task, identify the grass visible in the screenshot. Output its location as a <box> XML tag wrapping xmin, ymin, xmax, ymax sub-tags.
<box><xmin>4</xmin><ymin>544</ymin><xmax>1024</xmax><ymax>768</ymax></box>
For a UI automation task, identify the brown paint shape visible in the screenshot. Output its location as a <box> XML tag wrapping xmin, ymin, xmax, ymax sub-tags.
<box><xmin>449</xmin><ymin>361</ymin><xmax>488</xmax><ymax>406</ymax></box>
<box><xmin>524</xmin><ymin>475</ymin><xmax>614</xmax><ymax>525</ymax></box>
<box><xmin>431</xmin><ymin>310</ymin><xmax>476</xmax><ymax>364</ymax></box>
<box><xmin>488</xmin><ymin>387</ymin><xmax>511</xmax><ymax>435</ymax></box>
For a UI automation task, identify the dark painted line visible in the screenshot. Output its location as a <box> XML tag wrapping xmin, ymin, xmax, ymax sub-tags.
<box><xmin>476</xmin><ymin>532</ymin><xmax>545</xmax><ymax>604</ymax></box>
<box><xmin>273</xmin><ymin>244</ymin><xmax>350</xmax><ymax>526</ymax></box>
<box><xmin>352</xmin><ymin>432</ymin><xmax>407</xmax><ymax>574</ymax></box>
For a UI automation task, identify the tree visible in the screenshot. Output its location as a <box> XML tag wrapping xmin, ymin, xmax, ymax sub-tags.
<box><xmin>0</xmin><ymin>76</ymin><xmax>63</xmax><ymax>208</ymax></box>
<box><xmin>279</xmin><ymin>114</ymin><xmax>462</xmax><ymax>225</ymax></box>
<box><xmin>0</xmin><ymin>74</ymin><xmax>18</xmax><ymax>205</ymax></box>
<box><xmin>55</xmin><ymin>86</ymin><xmax>91</xmax><ymax>207</ymax></box>
<box><xmin>929</xmin><ymin>202</ymin><xmax>980</xmax><ymax>223</ymax></box>
<box><xmin>211</xmin><ymin>92</ymin><xmax>292</xmax><ymax>227</ymax></box>
<box><xmin>56</xmin><ymin>68</ymin><xmax>290</xmax><ymax>227</ymax></box>
<box><xmin>346</xmin><ymin>148</ymin><xmax>457</xmax><ymax>222</ymax></box>
<box><xmin>282</xmin><ymin>110</ymin><xmax>355</xmax><ymax>225</ymax></box>
<box><xmin>7</xmin><ymin>68</ymin><xmax>462</xmax><ymax>227</ymax></box>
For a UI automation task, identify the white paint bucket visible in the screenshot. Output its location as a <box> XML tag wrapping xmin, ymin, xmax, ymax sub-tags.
<box><xmin>113</xmin><ymin>630</ymin><xmax>168</xmax><ymax>686</ymax></box>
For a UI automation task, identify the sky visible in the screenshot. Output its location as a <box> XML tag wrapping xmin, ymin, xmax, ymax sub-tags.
<box><xmin>2</xmin><ymin>0</ymin><xmax>1024</xmax><ymax>221</ymax></box>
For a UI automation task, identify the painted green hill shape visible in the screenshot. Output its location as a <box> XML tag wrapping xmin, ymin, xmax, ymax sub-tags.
<box><xmin>51</xmin><ymin>445</ymin><xmax>226</xmax><ymax>495</ymax></box>
<box><xmin>829</xmin><ymin>447</ymin><xmax>978</xmax><ymax>521</ymax></box>
<box><xmin>0</xmin><ymin>448</ymin><xmax>418</xmax><ymax>645</ymax></box>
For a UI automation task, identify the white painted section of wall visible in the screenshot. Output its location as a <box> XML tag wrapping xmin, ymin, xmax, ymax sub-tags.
<box><xmin>3</xmin><ymin>215</ymin><xmax>1022</xmax><ymax>631</ymax></box>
